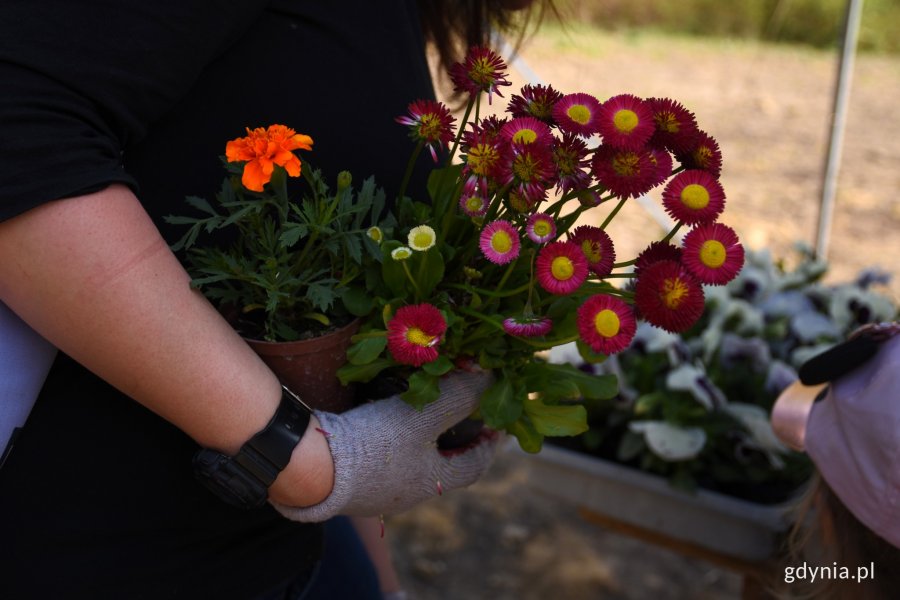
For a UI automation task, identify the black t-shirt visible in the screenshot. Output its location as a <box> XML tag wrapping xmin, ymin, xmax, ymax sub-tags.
<box><xmin>0</xmin><ymin>1</ymin><xmax>435</xmax><ymax>598</ymax></box>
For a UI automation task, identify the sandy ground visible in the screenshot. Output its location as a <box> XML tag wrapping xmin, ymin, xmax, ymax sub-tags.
<box><xmin>386</xmin><ymin>27</ymin><xmax>900</xmax><ymax>600</ymax></box>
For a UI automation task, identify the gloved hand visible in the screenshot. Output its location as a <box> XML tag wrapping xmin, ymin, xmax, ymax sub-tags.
<box><xmin>272</xmin><ymin>370</ymin><xmax>499</xmax><ymax>522</ymax></box>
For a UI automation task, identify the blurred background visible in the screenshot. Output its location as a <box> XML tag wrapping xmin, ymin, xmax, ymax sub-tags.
<box><xmin>390</xmin><ymin>1</ymin><xmax>899</xmax><ymax>598</ymax></box>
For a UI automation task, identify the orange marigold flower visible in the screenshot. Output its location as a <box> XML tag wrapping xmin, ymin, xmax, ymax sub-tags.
<box><xmin>225</xmin><ymin>124</ymin><xmax>314</xmax><ymax>192</ymax></box>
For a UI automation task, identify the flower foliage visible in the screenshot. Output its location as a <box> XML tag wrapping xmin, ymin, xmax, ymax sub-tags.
<box><xmin>339</xmin><ymin>46</ymin><xmax>745</xmax><ymax>453</ymax></box>
<box><xmin>167</xmin><ymin>126</ymin><xmax>395</xmax><ymax>342</ymax></box>
<box><xmin>557</xmin><ymin>245</ymin><xmax>899</xmax><ymax>500</ymax></box>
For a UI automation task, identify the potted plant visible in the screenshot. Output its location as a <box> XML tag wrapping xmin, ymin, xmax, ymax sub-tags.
<box><xmin>339</xmin><ymin>45</ymin><xmax>746</xmax><ymax>451</ymax></box>
<box><xmin>166</xmin><ymin>125</ymin><xmax>394</xmax><ymax>411</ymax></box>
<box><xmin>529</xmin><ymin>244</ymin><xmax>899</xmax><ymax>560</ymax></box>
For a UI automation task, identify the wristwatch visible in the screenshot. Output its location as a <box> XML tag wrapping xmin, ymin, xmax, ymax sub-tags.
<box><xmin>193</xmin><ymin>385</ymin><xmax>312</xmax><ymax>509</ymax></box>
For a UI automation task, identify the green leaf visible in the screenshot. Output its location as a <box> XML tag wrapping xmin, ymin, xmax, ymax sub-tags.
<box><xmin>279</xmin><ymin>223</ymin><xmax>308</xmax><ymax>248</ymax></box>
<box><xmin>342</xmin><ymin>286</ymin><xmax>375</xmax><ymax>317</ymax></box>
<box><xmin>306</xmin><ymin>281</ymin><xmax>337</xmax><ymax>313</ymax></box>
<box><xmin>523</xmin><ymin>399</ymin><xmax>589</xmax><ymax>437</ymax></box>
<box><xmin>184</xmin><ymin>195</ymin><xmax>219</xmax><ymax>216</ymax></box>
<box><xmin>509</xmin><ymin>418</ymin><xmax>544</xmax><ymax>454</ymax></box>
<box><xmin>401</xmin><ymin>371</ymin><xmax>441</xmax><ymax>410</ymax></box>
<box><xmin>413</xmin><ymin>247</ymin><xmax>445</xmax><ymax>298</ymax></box>
<box><xmin>542</xmin><ymin>363</ymin><xmax>618</xmax><ymax>400</ymax></box>
<box><xmin>480</xmin><ymin>375</ymin><xmax>522</xmax><ymax>429</ymax></box>
<box><xmin>337</xmin><ymin>358</ymin><xmax>395</xmax><ymax>385</ymax></box>
<box><xmin>616</xmin><ymin>430</ymin><xmax>646</xmax><ymax>462</ymax></box>
<box><xmin>347</xmin><ymin>336</ymin><xmax>388</xmax><ymax>365</ymax></box>
<box><xmin>381</xmin><ymin>240</ymin><xmax>411</xmax><ymax>298</ymax></box>
<box><xmin>422</xmin><ymin>355</ymin><xmax>453</xmax><ymax>376</ymax></box>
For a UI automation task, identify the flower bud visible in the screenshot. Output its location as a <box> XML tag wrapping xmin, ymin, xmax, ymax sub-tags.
<box><xmin>336</xmin><ymin>170</ymin><xmax>352</xmax><ymax>192</ymax></box>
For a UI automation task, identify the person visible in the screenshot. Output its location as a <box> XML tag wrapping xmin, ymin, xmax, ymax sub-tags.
<box><xmin>0</xmin><ymin>2</ymin><xmax>548</xmax><ymax>598</ymax></box>
<box><xmin>770</xmin><ymin>322</ymin><xmax>900</xmax><ymax>599</ymax></box>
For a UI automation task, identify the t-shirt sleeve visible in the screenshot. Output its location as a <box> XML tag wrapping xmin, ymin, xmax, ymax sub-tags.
<box><xmin>0</xmin><ymin>0</ymin><xmax>267</xmax><ymax>222</ymax></box>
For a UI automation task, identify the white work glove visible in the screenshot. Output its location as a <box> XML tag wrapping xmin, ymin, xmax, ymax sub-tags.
<box><xmin>272</xmin><ymin>370</ymin><xmax>499</xmax><ymax>522</ymax></box>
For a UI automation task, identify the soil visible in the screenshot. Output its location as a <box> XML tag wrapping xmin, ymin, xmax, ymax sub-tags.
<box><xmin>386</xmin><ymin>29</ymin><xmax>900</xmax><ymax>600</ymax></box>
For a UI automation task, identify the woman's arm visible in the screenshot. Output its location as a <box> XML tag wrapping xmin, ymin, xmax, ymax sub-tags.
<box><xmin>0</xmin><ymin>184</ymin><xmax>333</xmax><ymax>506</ymax></box>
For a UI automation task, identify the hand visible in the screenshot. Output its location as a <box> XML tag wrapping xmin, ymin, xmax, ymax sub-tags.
<box><xmin>271</xmin><ymin>370</ymin><xmax>499</xmax><ymax>522</ymax></box>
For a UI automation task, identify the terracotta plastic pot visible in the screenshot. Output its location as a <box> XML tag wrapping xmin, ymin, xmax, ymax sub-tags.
<box><xmin>244</xmin><ymin>319</ymin><xmax>361</xmax><ymax>413</ymax></box>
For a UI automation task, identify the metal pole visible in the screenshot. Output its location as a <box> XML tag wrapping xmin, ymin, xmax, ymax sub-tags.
<box><xmin>815</xmin><ymin>0</ymin><xmax>864</xmax><ymax>259</ymax></box>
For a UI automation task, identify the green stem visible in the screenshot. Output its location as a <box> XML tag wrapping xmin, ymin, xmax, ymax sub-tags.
<box><xmin>599</xmin><ymin>197</ymin><xmax>628</xmax><ymax>230</ymax></box>
<box><xmin>447</xmin><ymin>97</ymin><xmax>476</xmax><ymax>165</ymax></box>
<box><xmin>401</xmin><ymin>260</ymin><xmax>422</xmax><ymax>300</ymax></box>
<box><xmin>661</xmin><ymin>221</ymin><xmax>683</xmax><ymax>244</ymax></box>
<box><xmin>445</xmin><ymin>282</ymin><xmax>532</xmax><ymax>299</ymax></box>
<box><xmin>397</xmin><ymin>140</ymin><xmax>424</xmax><ymax>203</ymax></box>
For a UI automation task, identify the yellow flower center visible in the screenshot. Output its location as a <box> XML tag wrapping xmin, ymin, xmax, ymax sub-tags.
<box><xmin>699</xmin><ymin>240</ymin><xmax>727</xmax><ymax>268</ymax></box>
<box><xmin>551</xmin><ymin>256</ymin><xmax>575</xmax><ymax>281</ymax></box>
<box><xmin>412</xmin><ymin>231</ymin><xmax>433</xmax><ymax>248</ymax></box>
<box><xmin>662</xmin><ymin>277</ymin><xmax>690</xmax><ymax>309</ymax></box>
<box><xmin>464</xmin><ymin>195</ymin><xmax>484</xmax><ymax>212</ymax></box>
<box><xmin>680</xmin><ymin>184</ymin><xmax>710</xmax><ymax>210</ymax></box>
<box><xmin>406</xmin><ymin>327</ymin><xmax>436</xmax><ymax>348</ymax></box>
<box><xmin>566</xmin><ymin>104</ymin><xmax>591</xmax><ymax>125</ymax></box>
<box><xmin>594</xmin><ymin>309</ymin><xmax>621</xmax><ymax>338</ymax></box>
<box><xmin>613</xmin><ymin>109</ymin><xmax>639</xmax><ymax>134</ymax></box>
<box><xmin>468</xmin><ymin>144</ymin><xmax>499</xmax><ymax>177</ymax></box>
<box><xmin>512</xmin><ymin>129</ymin><xmax>538</xmax><ymax>144</ymax></box>
<box><xmin>533</xmin><ymin>219</ymin><xmax>552</xmax><ymax>237</ymax></box>
<box><xmin>655</xmin><ymin>112</ymin><xmax>679</xmax><ymax>133</ymax></box>
<box><xmin>694</xmin><ymin>146</ymin><xmax>713</xmax><ymax>168</ymax></box>
<box><xmin>581</xmin><ymin>240</ymin><xmax>602</xmax><ymax>263</ymax></box>
<box><xmin>612</xmin><ymin>152</ymin><xmax>640</xmax><ymax>177</ymax></box>
<box><xmin>491</xmin><ymin>231</ymin><xmax>513</xmax><ymax>254</ymax></box>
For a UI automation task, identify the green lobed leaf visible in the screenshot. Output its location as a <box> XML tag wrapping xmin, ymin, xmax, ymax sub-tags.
<box><xmin>479</xmin><ymin>375</ymin><xmax>523</xmax><ymax>429</ymax></box>
<box><xmin>422</xmin><ymin>355</ymin><xmax>453</xmax><ymax>376</ymax></box>
<box><xmin>401</xmin><ymin>371</ymin><xmax>441</xmax><ymax>410</ymax></box>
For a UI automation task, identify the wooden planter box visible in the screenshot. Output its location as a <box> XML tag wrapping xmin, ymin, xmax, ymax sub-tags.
<box><xmin>518</xmin><ymin>444</ymin><xmax>796</xmax><ymax>562</ymax></box>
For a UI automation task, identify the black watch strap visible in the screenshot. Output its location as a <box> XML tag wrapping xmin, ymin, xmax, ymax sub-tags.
<box><xmin>193</xmin><ymin>385</ymin><xmax>312</xmax><ymax>509</ymax></box>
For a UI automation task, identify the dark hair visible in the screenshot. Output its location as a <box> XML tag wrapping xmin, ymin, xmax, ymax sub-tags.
<box><xmin>418</xmin><ymin>0</ymin><xmax>554</xmax><ymax>94</ymax></box>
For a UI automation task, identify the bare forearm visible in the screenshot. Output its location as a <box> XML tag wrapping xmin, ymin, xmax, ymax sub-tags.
<box><xmin>0</xmin><ymin>185</ymin><xmax>332</xmax><ymax>505</ymax></box>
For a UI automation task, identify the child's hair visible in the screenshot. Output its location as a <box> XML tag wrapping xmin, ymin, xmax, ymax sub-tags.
<box><xmin>784</xmin><ymin>472</ymin><xmax>900</xmax><ymax>600</ymax></box>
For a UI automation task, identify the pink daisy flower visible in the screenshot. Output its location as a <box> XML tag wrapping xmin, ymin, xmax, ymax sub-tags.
<box><xmin>597</xmin><ymin>94</ymin><xmax>655</xmax><ymax>150</ymax></box>
<box><xmin>591</xmin><ymin>145</ymin><xmax>658</xmax><ymax>199</ymax></box>
<box><xmin>536</xmin><ymin>241</ymin><xmax>589</xmax><ymax>295</ymax></box>
<box><xmin>503</xmin><ymin>142</ymin><xmax>556</xmax><ymax>203</ymax></box>
<box><xmin>634</xmin><ymin>241</ymin><xmax>683</xmax><ymax>274</ymax></box>
<box><xmin>634</xmin><ymin>260</ymin><xmax>705</xmax><ymax>333</ymax></box>
<box><xmin>507</xmin><ymin>84</ymin><xmax>564</xmax><ymax>124</ymax></box>
<box><xmin>461</xmin><ymin>131</ymin><xmax>505</xmax><ymax>189</ymax></box>
<box><xmin>662</xmin><ymin>169</ymin><xmax>726</xmax><ymax>225</ymax></box>
<box><xmin>676</xmin><ymin>130</ymin><xmax>723</xmax><ymax>177</ymax></box>
<box><xmin>647</xmin><ymin>97</ymin><xmax>699</xmax><ymax>154</ymax></box>
<box><xmin>479</xmin><ymin>220</ymin><xmax>521</xmax><ymax>265</ymax></box>
<box><xmin>459</xmin><ymin>180</ymin><xmax>489</xmax><ymax>217</ymax></box>
<box><xmin>500</xmin><ymin>116</ymin><xmax>554</xmax><ymax>146</ymax></box>
<box><xmin>395</xmin><ymin>99</ymin><xmax>456</xmax><ymax>162</ymax></box>
<box><xmin>681</xmin><ymin>222</ymin><xmax>745</xmax><ymax>285</ymax></box>
<box><xmin>552</xmin><ymin>132</ymin><xmax>592</xmax><ymax>193</ymax></box>
<box><xmin>449</xmin><ymin>45</ymin><xmax>511</xmax><ymax>103</ymax></box>
<box><xmin>552</xmin><ymin>92</ymin><xmax>602</xmax><ymax>138</ymax></box>
<box><xmin>648</xmin><ymin>148</ymin><xmax>674</xmax><ymax>188</ymax></box>
<box><xmin>503</xmin><ymin>315</ymin><xmax>553</xmax><ymax>337</ymax></box>
<box><xmin>386</xmin><ymin>303</ymin><xmax>447</xmax><ymax>367</ymax></box>
<box><xmin>577</xmin><ymin>294</ymin><xmax>637</xmax><ymax>355</ymax></box>
<box><xmin>569</xmin><ymin>225</ymin><xmax>616</xmax><ymax>277</ymax></box>
<box><xmin>526</xmin><ymin>212</ymin><xmax>557</xmax><ymax>244</ymax></box>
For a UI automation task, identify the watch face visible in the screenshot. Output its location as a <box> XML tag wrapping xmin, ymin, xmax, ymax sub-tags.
<box><xmin>193</xmin><ymin>449</ymin><xmax>268</xmax><ymax>510</ymax></box>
